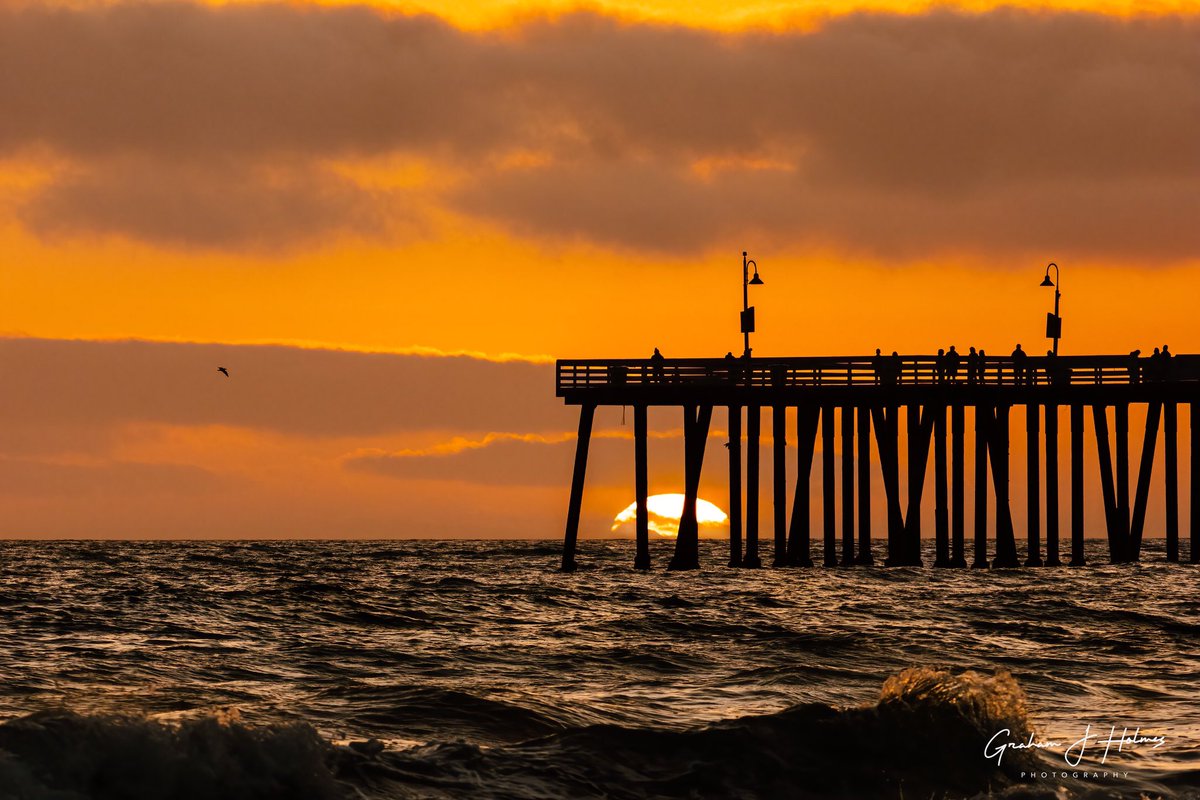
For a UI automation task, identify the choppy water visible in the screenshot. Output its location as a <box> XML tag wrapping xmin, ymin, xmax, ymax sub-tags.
<box><xmin>0</xmin><ymin>538</ymin><xmax>1198</xmax><ymax>799</ymax></box>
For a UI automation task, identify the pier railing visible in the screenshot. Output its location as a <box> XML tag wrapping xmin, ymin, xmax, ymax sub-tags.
<box><xmin>557</xmin><ymin>354</ymin><xmax>1200</xmax><ymax>394</ymax></box>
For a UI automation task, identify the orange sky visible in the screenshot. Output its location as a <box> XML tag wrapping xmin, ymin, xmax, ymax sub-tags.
<box><xmin>0</xmin><ymin>0</ymin><xmax>1197</xmax><ymax>540</ymax></box>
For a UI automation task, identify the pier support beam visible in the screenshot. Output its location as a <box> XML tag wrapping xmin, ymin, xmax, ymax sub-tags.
<box><xmin>669</xmin><ymin>405</ymin><xmax>713</xmax><ymax>570</ymax></box>
<box><xmin>1045</xmin><ymin>404</ymin><xmax>1061</xmax><ymax>566</ymax></box>
<box><xmin>900</xmin><ymin>404</ymin><xmax>934</xmax><ymax>566</ymax></box>
<box><xmin>744</xmin><ymin>406</ymin><xmax>762</xmax><ymax>568</ymax></box>
<box><xmin>1130</xmin><ymin>402</ymin><xmax>1162</xmax><ymax>560</ymax></box>
<box><xmin>787</xmin><ymin>406</ymin><xmax>819</xmax><ymax>566</ymax></box>
<box><xmin>1093</xmin><ymin>404</ymin><xmax>1128</xmax><ymax>563</ymax></box>
<box><xmin>1025</xmin><ymin>403</ymin><xmax>1043</xmax><ymax>567</ymax></box>
<box><xmin>773</xmin><ymin>405</ymin><xmax>788</xmax><ymax>567</ymax></box>
<box><xmin>634</xmin><ymin>404</ymin><xmax>650</xmax><ymax>570</ymax></box>
<box><xmin>561</xmin><ymin>403</ymin><xmax>596</xmax><ymax>573</ymax></box>
<box><xmin>934</xmin><ymin>403</ymin><xmax>950</xmax><ymax>567</ymax></box>
<box><xmin>1165</xmin><ymin>402</ymin><xmax>1179</xmax><ymax>562</ymax></box>
<box><xmin>857</xmin><ymin>406</ymin><xmax>874</xmax><ymax>565</ymax></box>
<box><xmin>841</xmin><ymin>406</ymin><xmax>856</xmax><ymax>566</ymax></box>
<box><xmin>726</xmin><ymin>405</ymin><xmax>742</xmax><ymax>568</ymax></box>
<box><xmin>989</xmin><ymin>405</ymin><xmax>1020</xmax><ymax>568</ymax></box>
<box><xmin>873</xmin><ymin>406</ymin><xmax>904</xmax><ymax>566</ymax></box>
<box><xmin>1192</xmin><ymin>402</ymin><xmax>1199</xmax><ymax>563</ymax></box>
<box><xmin>950</xmin><ymin>404</ymin><xmax>967</xmax><ymax>567</ymax></box>
<box><xmin>1116</xmin><ymin>403</ymin><xmax>1131</xmax><ymax>560</ymax></box>
<box><xmin>822</xmin><ymin>406</ymin><xmax>837</xmax><ymax>566</ymax></box>
<box><xmin>1070</xmin><ymin>404</ymin><xmax>1086</xmax><ymax>566</ymax></box>
<box><xmin>973</xmin><ymin>406</ymin><xmax>989</xmax><ymax>568</ymax></box>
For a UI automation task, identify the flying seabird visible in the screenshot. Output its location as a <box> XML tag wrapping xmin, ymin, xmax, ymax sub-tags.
<box><xmin>217</xmin><ymin>367</ymin><xmax>229</xmax><ymax>377</ymax></box>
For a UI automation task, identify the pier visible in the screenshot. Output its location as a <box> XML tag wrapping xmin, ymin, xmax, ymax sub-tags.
<box><xmin>557</xmin><ymin>354</ymin><xmax>1200</xmax><ymax>571</ymax></box>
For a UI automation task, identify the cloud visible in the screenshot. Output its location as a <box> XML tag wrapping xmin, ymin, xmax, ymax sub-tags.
<box><xmin>20</xmin><ymin>158</ymin><xmax>393</xmax><ymax>251</ymax></box>
<box><xmin>0</xmin><ymin>337</ymin><xmax>571</xmax><ymax>439</ymax></box>
<box><xmin>0</xmin><ymin>5</ymin><xmax>1196</xmax><ymax>257</ymax></box>
<box><xmin>0</xmin><ymin>456</ymin><xmax>221</xmax><ymax>498</ymax></box>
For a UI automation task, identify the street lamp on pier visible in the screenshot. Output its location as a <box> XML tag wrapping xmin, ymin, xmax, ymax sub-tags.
<box><xmin>1040</xmin><ymin>262</ymin><xmax>1062</xmax><ymax>356</ymax></box>
<box><xmin>741</xmin><ymin>251</ymin><xmax>764</xmax><ymax>357</ymax></box>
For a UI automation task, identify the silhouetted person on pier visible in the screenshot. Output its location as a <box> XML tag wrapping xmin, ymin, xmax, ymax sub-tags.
<box><xmin>946</xmin><ymin>345</ymin><xmax>961</xmax><ymax>384</ymax></box>
<box><xmin>1148</xmin><ymin>347</ymin><xmax>1162</xmax><ymax>382</ymax></box>
<box><xmin>872</xmin><ymin>348</ymin><xmax>884</xmax><ymax>385</ymax></box>
<box><xmin>936</xmin><ymin>348</ymin><xmax>946</xmax><ymax>384</ymax></box>
<box><xmin>889</xmin><ymin>351</ymin><xmax>902</xmax><ymax>385</ymax></box>
<box><xmin>650</xmin><ymin>347</ymin><xmax>666</xmax><ymax>383</ymax></box>
<box><xmin>966</xmin><ymin>347</ymin><xmax>979</xmax><ymax>384</ymax></box>
<box><xmin>724</xmin><ymin>351</ymin><xmax>738</xmax><ymax>383</ymax></box>
<box><xmin>1128</xmin><ymin>350</ymin><xmax>1142</xmax><ymax>384</ymax></box>
<box><xmin>1011</xmin><ymin>344</ymin><xmax>1027</xmax><ymax>385</ymax></box>
<box><xmin>978</xmin><ymin>349</ymin><xmax>987</xmax><ymax>383</ymax></box>
<box><xmin>1162</xmin><ymin>344</ymin><xmax>1173</xmax><ymax>380</ymax></box>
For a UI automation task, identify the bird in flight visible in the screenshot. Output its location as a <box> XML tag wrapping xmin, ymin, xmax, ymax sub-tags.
<box><xmin>217</xmin><ymin>367</ymin><xmax>229</xmax><ymax>377</ymax></box>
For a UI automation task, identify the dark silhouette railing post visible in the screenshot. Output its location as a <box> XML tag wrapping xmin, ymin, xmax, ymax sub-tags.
<box><xmin>841</xmin><ymin>405</ymin><xmax>855</xmax><ymax>566</ymax></box>
<box><xmin>1045</xmin><ymin>404</ymin><xmax>1061</xmax><ymax>566</ymax></box>
<box><xmin>744</xmin><ymin>405</ymin><xmax>762</xmax><ymax>568</ymax></box>
<box><xmin>1129</xmin><ymin>402</ymin><xmax>1161</xmax><ymax>560</ymax></box>
<box><xmin>973</xmin><ymin>406</ymin><xmax>990</xmax><ymax>568</ymax></box>
<box><xmin>1070</xmin><ymin>404</ymin><xmax>1086</xmax><ymax>566</ymax></box>
<box><xmin>822</xmin><ymin>405</ymin><xmax>837</xmax><ymax>566</ymax></box>
<box><xmin>857</xmin><ymin>405</ymin><xmax>874</xmax><ymax>565</ymax></box>
<box><xmin>950</xmin><ymin>404</ymin><xmax>967</xmax><ymax>567</ymax></box>
<box><xmin>1164</xmin><ymin>402</ymin><xmax>1179</xmax><ymax>562</ymax></box>
<box><xmin>934</xmin><ymin>403</ymin><xmax>950</xmax><ymax>567</ymax></box>
<box><xmin>787</xmin><ymin>405</ymin><xmax>819</xmax><ymax>567</ymax></box>
<box><xmin>772</xmin><ymin>405</ymin><xmax>788</xmax><ymax>567</ymax></box>
<box><xmin>561</xmin><ymin>403</ymin><xmax>596</xmax><ymax>572</ymax></box>
<box><xmin>1025</xmin><ymin>403</ymin><xmax>1043</xmax><ymax>567</ymax></box>
<box><xmin>634</xmin><ymin>404</ymin><xmax>650</xmax><ymax>570</ymax></box>
<box><xmin>727</xmin><ymin>405</ymin><xmax>743</xmax><ymax>568</ymax></box>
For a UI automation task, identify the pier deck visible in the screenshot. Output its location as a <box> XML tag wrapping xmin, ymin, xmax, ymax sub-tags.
<box><xmin>556</xmin><ymin>354</ymin><xmax>1200</xmax><ymax>571</ymax></box>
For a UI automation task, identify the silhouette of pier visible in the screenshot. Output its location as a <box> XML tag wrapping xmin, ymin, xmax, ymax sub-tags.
<box><xmin>557</xmin><ymin>353</ymin><xmax>1200</xmax><ymax>571</ymax></box>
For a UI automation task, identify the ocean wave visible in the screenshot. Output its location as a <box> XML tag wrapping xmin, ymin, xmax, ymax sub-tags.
<box><xmin>0</xmin><ymin>668</ymin><xmax>1080</xmax><ymax>800</ymax></box>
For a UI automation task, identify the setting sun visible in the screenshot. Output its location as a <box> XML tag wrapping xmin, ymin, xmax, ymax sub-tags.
<box><xmin>611</xmin><ymin>493</ymin><xmax>728</xmax><ymax>538</ymax></box>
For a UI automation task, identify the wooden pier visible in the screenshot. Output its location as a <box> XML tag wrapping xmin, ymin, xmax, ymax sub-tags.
<box><xmin>556</xmin><ymin>354</ymin><xmax>1200</xmax><ymax>571</ymax></box>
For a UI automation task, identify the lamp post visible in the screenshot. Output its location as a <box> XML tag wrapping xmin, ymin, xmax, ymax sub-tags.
<box><xmin>741</xmin><ymin>251</ymin><xmax>764</xmax><ymax>357</ymax></box>
<box><xmin>1040</xmin><ymin>262</ymin><xmax>1062</xmax><ymax>356</ymax></box>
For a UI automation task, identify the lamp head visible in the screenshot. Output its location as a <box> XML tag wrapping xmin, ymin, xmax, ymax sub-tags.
<box><xmin>749</xmin><ymin>271</ymin><xmax>764</xmax><ymax>286</ymax></box>
<box><xmin>1039</xmin><ymin>275</ymin><xmax>1055</xmax><ymax>287</ymax></box>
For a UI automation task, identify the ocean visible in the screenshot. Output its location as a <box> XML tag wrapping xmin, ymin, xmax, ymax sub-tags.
<box><xmin>0</xmin><ymin>538</ymin><xmax>1197</xmax><ymax>799</ymax></box>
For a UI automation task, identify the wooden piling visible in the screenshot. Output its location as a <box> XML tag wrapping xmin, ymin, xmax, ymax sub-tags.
<box><xmin>951</xmin><ymin>404</ymin><xmax>966</xmax><ymax>567</ymax></box>
<box><xmin>973</xmin><ymin>406</ymin><xmax>989</xmax><ymax>568</ymax></box>
<box><xmin>990</xmin><ymin>404</ymin><xmax>1020</xmax><ymax>568</ymax></box>
<box><xmin>562</xmin><ymin>403</ymin><xmax>596</xmax><ymax>572</ymax></box>
<box><xmin>934</xmin><ymin>403</ymin><xmax>950</xmax><ymax>567</ymax></box>
<box><xmin>1045</xmin><ymin>404</ymin><xmax>1061</xmax><ymax>566</ymax></box>
<box><xmin>1129</xmin><ymin>402</ymin><xmax>1161</xmax><ymax>560</ymax></box>
<box><xmin>1093</xmin><ymin>404</ymin><xmax>1125</xmax><ymax>563</ymax></box>
<box><xmin>634</xmin><ymin>404</ymin><xmax>650</xmax><ymax>570</ymax></box>
<box><xmin>857</xmin><ymin>405</ymin><xmax>874</xmax><ymax>565</ymax></box>
<box><xmin>1192</xmin><ymin>402</ymin><xmax>1199</xmax><ymax>564</ymax></box>
<box><xmin>1070</xmin><ymin>404</ymin><xmax>1086</xmax><ymax>566</ymax></box>
<box><xmin>726</xmin><ymin>405</ymin><xmax>742</xmax><ymax>568</ymax></box>
<box><xmin>1025</xmin><ymin>403</ymin><xmax>1043</xmax><ymax>567</ymax></box>
<box><xmin>841</xmin><ymin>405</ymin><xmax>855</xmax><ymax>566</ymax></box>
<box><xmin>744</xmin><ymin>405</ymin><xmax>762</xmax><ymax>568</ymax></box>
<box><xmin>873</xmin><ymin>406</ymin><xmax>904</xmax><ymax>566</ymax></box>
<box><xmin>787</xmin><ymin>406</ymin><xmax>819</xmax><ymax>566</ymax></box>
<box><xmin>1165</xmin><ymin>402</ymin><xmax>1179</xmax><ymax>562</ymax></box>
<box><xmin>773</xmin><ymin>405</ymin><xmax>788</xmax><ymax>567</ymax></box>
<box><xmin>669</xmin><ymin>405</ymin><xmax>713</xmax><ymax>570</ymax></box>
<box><xmin>1116</xmin><ymin>402</ymin><xmax>1131</xmax><ymax>558</ymax></box>
<box><xmin>822</xmin><ymin>406</ymin><xmax>837</xmax><ymax>566</ymax></box>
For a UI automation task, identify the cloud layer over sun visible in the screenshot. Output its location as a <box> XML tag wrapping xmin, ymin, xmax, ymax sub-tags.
<box><xmin>1</xmin><ymin>4</ymin><xmax>1196</xmax><ymax>258</ymax></box>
